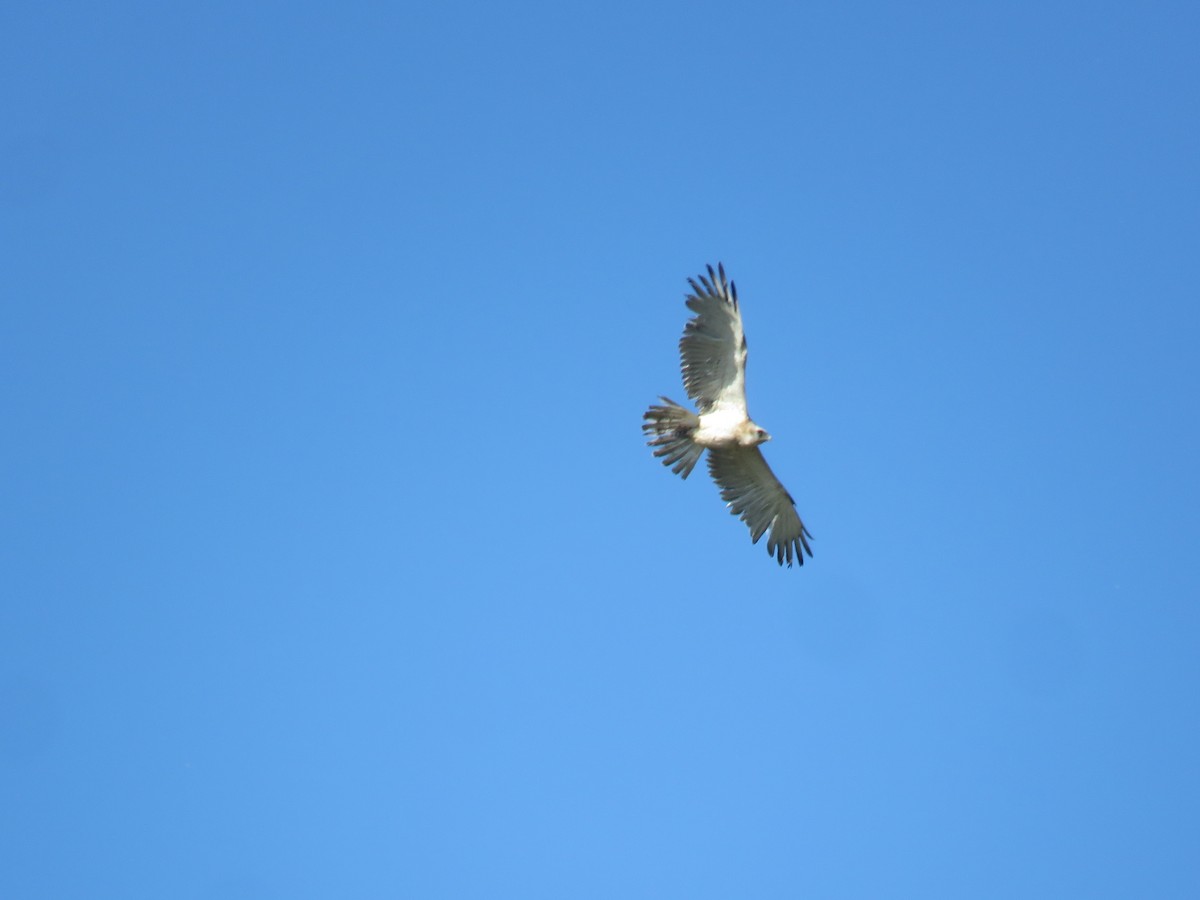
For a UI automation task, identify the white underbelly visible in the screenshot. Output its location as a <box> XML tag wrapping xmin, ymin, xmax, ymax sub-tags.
<box><xmin>693</xmin><ymin>408</ymin><xmax>746</xmax><ymax>447</ymax></box>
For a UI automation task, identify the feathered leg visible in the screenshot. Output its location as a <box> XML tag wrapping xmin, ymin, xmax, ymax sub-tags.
<box><xmin>642</xmin><ymin>397</ymin><xmax>704</xmax><ymax>479</ymax></box>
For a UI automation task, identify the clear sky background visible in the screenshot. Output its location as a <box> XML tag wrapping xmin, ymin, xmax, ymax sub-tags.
<box><xmin>3</xmin><ymin>2</ymin><xmax>1199</xmax><ymax>897</ymax></box>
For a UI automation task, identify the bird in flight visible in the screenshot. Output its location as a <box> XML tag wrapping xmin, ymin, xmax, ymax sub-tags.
<box><xmin>643</xmin><ymin>264</ymin><xmax>813</xmax><ymax>567</ymax></box>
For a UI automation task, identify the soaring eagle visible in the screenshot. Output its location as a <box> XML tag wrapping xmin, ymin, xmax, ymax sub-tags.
<box><xmin>643</xmin><ymin>264</ymin><xmax>813</xmax><ymax>567</ymax></box>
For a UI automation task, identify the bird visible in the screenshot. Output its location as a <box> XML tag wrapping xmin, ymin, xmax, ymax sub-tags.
<box><xmin>643</xmin><ymin>263</ymin><xmax>813</xmax><ymax>567</ymax></box>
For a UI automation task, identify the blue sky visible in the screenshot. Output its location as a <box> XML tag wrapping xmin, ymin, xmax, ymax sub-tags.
<box><xmin>3</xmin><ymin>1</ymin><xmax>1199</xmax><ymax>897</ymax></box>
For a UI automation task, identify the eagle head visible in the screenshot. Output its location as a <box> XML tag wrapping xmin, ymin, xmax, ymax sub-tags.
<box><xmin>737</xmin><ymin>422</ymin><xmax>772</xmax><ymax>447</ymax></box>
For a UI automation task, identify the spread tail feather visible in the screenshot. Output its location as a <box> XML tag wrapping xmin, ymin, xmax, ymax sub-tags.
<box><xmin>642</xmin><ymin>397</ymin><xmax>703</xmax><ymax>479</ymax></box>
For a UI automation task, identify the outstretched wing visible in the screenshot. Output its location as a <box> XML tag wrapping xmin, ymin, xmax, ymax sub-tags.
<box><xmin>707</xmin><ymin>446</ymin><xmax>813</xmax><ymax>567</ymax></box>
<box><xmin>679</xmin><ymin>263</ymin><xmax>748</xmax><ymax>414</ymax></box>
